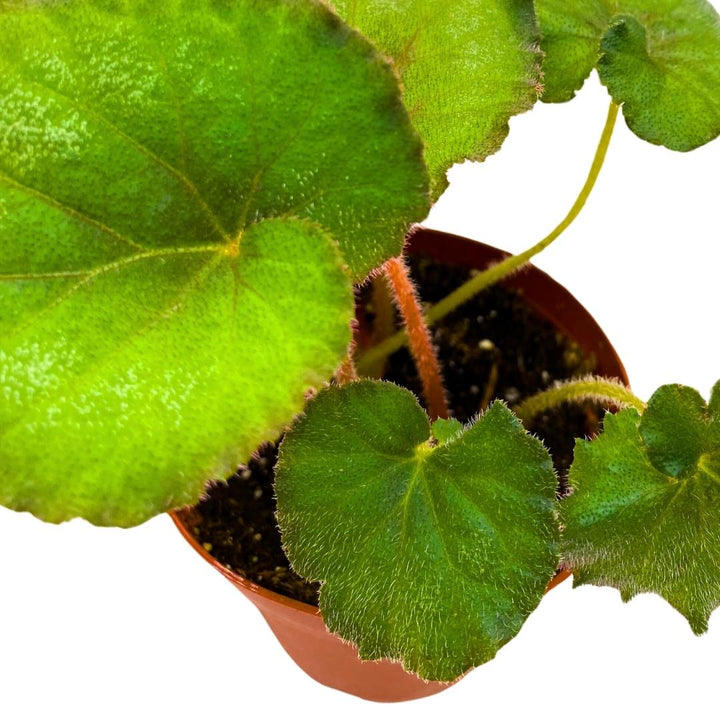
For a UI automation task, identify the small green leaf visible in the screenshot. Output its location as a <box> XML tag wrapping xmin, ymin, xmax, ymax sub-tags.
<box><xmin>563</xmin><ymin>383</ymin><xmax>720</xmax><ymax>634</ymax></box>
<box><xmin>639</xmin><ymin>384</ymin><xmax>710</xmax><ymax>478</ymax></box>
<box><xmin>430</xmin><ymin>417</ymin><xmax>464</xmax><ymax>445</ymax></box>
<box><xmin>332</xmin><ymin>0</ymin><xmax>542</xmax><ymax>198</ymax></box>
<box><xmin>599</xmin><ymin>8</ymin><xmax>720</xmax><ymax>151</ymax></box>
<box><xmin>276</xmin><ymin>381</ymin><xmax>559</xmax><ymax>681</ymax></box>
<box><xmin>0</xmin><ymin>0</ymin><xmax>430</xmax><ymax>526</ymax></box>
<box><xmin>536</xmin><ymin>0</ymin><xmax>720</xmax><ymax>150</ymax></box>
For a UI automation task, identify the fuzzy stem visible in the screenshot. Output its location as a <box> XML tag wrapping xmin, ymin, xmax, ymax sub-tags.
<box><xmin>479</xmin><ymin>360</ymin><xmax>500</xmax><ymax>412</ymax></box>
<box><xmin>362</xmin><ymin>274</ymin><xmax>397</xmax><ymax>378</ymax></box>
<box><xmin>357</xmin><ymin>102</ymin><xmax>620</xmax><ymax>372</ymax></box>
<box><xmin>513</xmin><ymin>375</ymin><xmax>646</xmax><ymax>424</ymax></box>
<box><xmin>384</xmin><ymin>257</ymin><xmax>449</xmax><ymax>420</ymax></box>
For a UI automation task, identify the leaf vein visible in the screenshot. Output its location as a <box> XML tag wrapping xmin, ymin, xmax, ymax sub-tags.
<box><xmin>0</xmin><ymin>253</ymin><xmax>223</xmax><ymax>446</ymax></box>
<box><xmin>1</xmin><ymin>244</ymin><xmax>222</xmax><ymax>340</ymax></box>
<box><xmin>0</xmin><ymin>171</ymin><xmax>147</xmax><ymax>252</ymax></box>
<box><xmin>22</xmin><ymin>76</ymin><xmax>231</xmax><ymax>242</ymax></box>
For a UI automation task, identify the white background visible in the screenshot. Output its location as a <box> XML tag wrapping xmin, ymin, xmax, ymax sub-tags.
<box><xmin>2</xmin><ymin>54</ymin><xmax>720</xmax><ymax>720</ymax></box>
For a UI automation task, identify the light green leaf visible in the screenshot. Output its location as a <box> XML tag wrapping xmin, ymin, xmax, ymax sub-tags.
<box><xmin>534</xmin><ymin>0</ymin><xmax>613</xmax><ymax>103</ymax></box>
<box><xmin>332</xmin><ymin>0</ymin><xmax>542</xmax><ymax>198</ymax></box>
<box><xmin>599</xmin><ymin>9</ymin><xmax>720</xmax><ymax>151</ymax></box>
<box><xmin>563</xmin><ymin>382</ymin><xmax>720</xmax><ymax>634</ymax></box>
<box><xmin>1</xmin><ymin>219</ymin><xmax>353</xmax><ymax>527</ymax></box>
<box><xmin>430</xmin><ymin>417</ymin><xmax>464</xmax><ymax>445</ymax></box>
<box><xmin>0</xmin><ymin>0</ymin><xmax>430</xmax><ymax>526</ymax></box>
<box><xmin>535</xmin><ymin>0</ymin><xmax>720</xmax><ymax>150</ymax></box>
<box><xmin>275</xmin><ymin>380</ymin><xmax>559</xmax><ymax>681</ymax></box>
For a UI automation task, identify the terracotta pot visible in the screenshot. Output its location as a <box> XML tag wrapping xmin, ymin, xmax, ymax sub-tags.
<box><xmin>171</xmin><ymin>227</ymin><xmax>629</xmax><ymax>703</ymax></box>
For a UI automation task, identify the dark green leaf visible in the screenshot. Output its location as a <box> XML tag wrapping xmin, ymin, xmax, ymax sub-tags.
<box><xmin>0</xmin><ymin>0</ymin><xmax>429</xmax><ymax>526</ymax></box>
<box><xmin>276</xmin><ymin>381</ymin><xmax>559</xmax><ymax>681</ymax></box>
<box><xmin>563</xmin><ymin>383</ymin><xmax>720</xmax><ymax>634</ymax></box>
<box><xmin>536</xmin><ymin>0</ymin><xmax>720</xmax><ymax>150</ymax></box>
<box><xmin>0</xmin><ymin>0</ymin><xmax>429</xmax><ymax>283</ymax></box>
<box><xmin>709</xmin><ymin>380</ymin><xmax>720</xmax><ymax>419</ymax></box>
<box><xmin>639</xmin><ymin>384</ymin><xmax>710</xmax><ymax>478</ymax></box>
<box><xmin>332</xmin><ymin>0</ymin><xmax>542</xmax><ymax>198</ymax></box>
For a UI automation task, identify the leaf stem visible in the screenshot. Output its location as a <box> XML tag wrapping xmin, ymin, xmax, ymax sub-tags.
<box><xmin>383</xmin><ymin>257</ymin><xmax>449</xmax><ymax>420</ymax></box>
<box><xmin>357</xmin><ymin>102</ymin><xmax>620</xmax><ymax>371</ymax></box>
<box><xmin>513</xmin><ymin>375</ymin><xmax>646</xmax><ymax>424</ymax></box>
<box><xmin>335</xmin><ymin>350</ymin><xmax>359</xmax><ymax>386</ymax></box>
<box><xmin>363</xmin><ymin>275</ymin><xmax>397</xmax><ymax>378</ymax></box>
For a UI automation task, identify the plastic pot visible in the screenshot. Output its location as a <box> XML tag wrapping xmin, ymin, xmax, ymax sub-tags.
<box><xmin>172</xmin><ymin>227</ymin><xmax>629</xmax><ymax>703</ymax></box>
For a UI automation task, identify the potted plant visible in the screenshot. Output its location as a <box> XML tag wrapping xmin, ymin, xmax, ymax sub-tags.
<box><xmin>1</xmin><ymin>0</ymin><xmax>719</xmax><ymax>707</ymax></box>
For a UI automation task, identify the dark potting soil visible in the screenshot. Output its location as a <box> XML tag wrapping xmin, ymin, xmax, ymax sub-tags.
<box><xmin>185</xmin><ymin>252</ymin><xmax>602</xmax><ymax>606</ymax></box>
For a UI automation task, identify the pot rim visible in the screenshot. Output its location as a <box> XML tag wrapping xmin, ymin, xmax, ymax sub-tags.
<box><xmin>171</xmin><ymin>509</ymin><xmax>573</xmax><ymax>617</ymax></box>
<box><xmin>171</xmin><ymin>506</ymin><xmax>322</xmax><ymax>616</ymax></box>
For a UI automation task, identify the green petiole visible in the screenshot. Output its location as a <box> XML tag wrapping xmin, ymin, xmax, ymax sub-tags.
<box><xmin>357</xmin><ymin>102</ymin><xmax>620</xmax><ymax>374</ymax></box>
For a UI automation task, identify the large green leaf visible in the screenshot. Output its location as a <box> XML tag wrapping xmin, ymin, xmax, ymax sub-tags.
<box><xmin>0</xmin><ymin>0</ymin><xmax>429</xmax><ymax>281</ymax></box>
<box><xmin>562</xmin><ymin>382</ymin><xmax>720</xmax><ymax>634</ymax></box>
<box><xmin>1</xmin><ymin>219</ymin><xmax>354</xmax><ymax>527</ymax></box>
<box><xmin>275</xmin><ymin>381</ymin><xmax>559</xmax><ymax>681</ymax></box>
<box><xmin>535</xmin><ymin>0</ymin><xmax>720</xmax><ymax>150</ymax></box>
<box><xmin>332</xmin><ymin>0</ymin><xmax>542</xmax><ymax>198</ymax></box>
<box><xmin>0</xmin><ymin>0</ymin><xmax>430</xmax><ymax>526</ymax></box>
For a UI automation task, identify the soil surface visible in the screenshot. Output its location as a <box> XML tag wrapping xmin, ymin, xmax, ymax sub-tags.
<box><xmin>184</xmin><ymin>252</ymin><xmax>602</xmax><ymax>606</ymax></box>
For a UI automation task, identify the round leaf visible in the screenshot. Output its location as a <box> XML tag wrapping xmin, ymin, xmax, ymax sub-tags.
<box><xmin>0</xmin><ymin>0</ymin><xmax>430</xmax><ymax>282</ymax></box>
<box><xmin>598</xmin><ymin>8</ymin><xmax>720</xmax><ymax>151</ymax></box>
<box><xmin>639</xmin><ymin>384</ymin><xmax>711</xmax><ymax>478</ymax></box>
<box><xmin>332</xmin><ymin>0</ymin><xmax>543</xmax><ymax>198</ymax></box>
<box><xmin>276</xmin><ymin>381</ymin><xmax>559</xmax><ymax>681</ymax></box>
<box><xmin>0</xmin><ymin>0</ymin><xmax>430</xmax><ymax>526</ymax></box>
<box><xmin>536</xmin><ymin>0</ymin><xmax>720</xmax><ymax>150</ymax></box>
<box><xmin>1</xmin><ymin>219</ymin><xmax>353</xmax><ymax>527</ymax></box>
<box><xmin>563</xmin><ymin>382</ymin><xmax>720</xmax><ymax>634</ymax></box>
